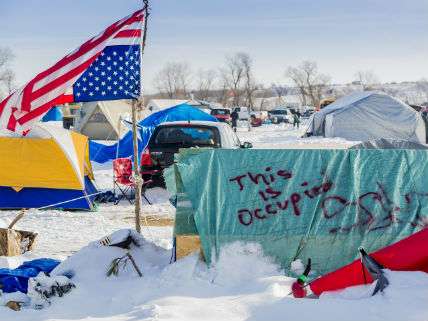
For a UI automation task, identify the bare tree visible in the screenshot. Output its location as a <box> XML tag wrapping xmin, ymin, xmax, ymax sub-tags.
<box><xmin>240</xmin><ymin>53</ymin><xmax>258</xmax><ymax>109</ymax></box>
<box><xmin>220</xmin><ymin>53</ymin><xmax>246</xmax><ymax>107</ymax></box>
<box><xmin>0</xmin><ymin>47</ymin><xmax>15</xmax><ymax>99</ymax></box>
<box><xmin>153</xmin><ymin>62</ymin><xmax>192</xmax><ymax>99</ymax></box>
<box><xmin>271</xmin><ymin>83</ymin><xmax>289</xmax><ymax>105</ymax></box>
<box><xmin>194</xmin><ymin>69</ymin><xmax>217</xmax><ymax>101</ymax></box>
<box><xmin>285</xmin><ymin>61</ymin><xmax>330</xmax><ymax>107</ymax></box>
<box><xmin>354</xmin><ymin>70</ymin><xmax>379</xmax><ymax>90</ymax></box>
<box><xmin>220</xmin><ymin>52</ymin><xmax>259</xmax><ymax>109</ymax></box>
<box><xmin>215</xmin><ymin>77</ymin><xmax>231</xmax><ymax>107</ymax></box>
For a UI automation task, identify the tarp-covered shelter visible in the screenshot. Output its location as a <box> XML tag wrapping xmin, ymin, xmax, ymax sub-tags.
<box><xmin>90</xmin><ymin>103</ymin><xmax>218</xmax><ymax>163</ymax></box>
<box><xmin>166</xmin><ymin>148</ymin><xmax>428</xmax><ymax>274</ymax></box>
<box><xmin>74</xmin><ymin>100</ymin><xmax>131</xmax><ymax>140</ymax></box>
<box><xmin>306</xmin><ymin>91</ymin><xmax>426</xmax><ymax>143</ymax></box>
<box><xmin>0</xmin><ymin>123</ymin><xmax>97</xmax><ymax>210</ymax></box>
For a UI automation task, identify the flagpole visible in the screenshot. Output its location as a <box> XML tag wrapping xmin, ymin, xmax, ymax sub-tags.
<box><xmin>131</xmin><ymin>1</ymin><xmax>150</xmax><ymax>233</ymax></box>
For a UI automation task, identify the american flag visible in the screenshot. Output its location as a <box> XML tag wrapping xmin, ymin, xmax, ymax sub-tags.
<box><xmin>0</xmin><ymin>9</ymin><xmax>144</xmax><ymax>132</ymax></box>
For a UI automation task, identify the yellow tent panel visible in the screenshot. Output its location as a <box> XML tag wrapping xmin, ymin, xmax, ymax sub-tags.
<box><xmin>0</xmin><ymin>137</ymin><xmax>82</xmax><ymax>190</ymax></box>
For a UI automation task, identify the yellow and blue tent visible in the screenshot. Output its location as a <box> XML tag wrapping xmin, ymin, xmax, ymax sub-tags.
<box><xmin>0</xmin><ymin>123</ymin><xmax>97</xmax><ymax>210</ymax></box>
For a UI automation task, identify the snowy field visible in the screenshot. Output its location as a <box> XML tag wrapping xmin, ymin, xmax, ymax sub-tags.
<box><xmin>0</xmin><ymin>122</ymin><xmax>427</xmax><ymax>321</ymax></box>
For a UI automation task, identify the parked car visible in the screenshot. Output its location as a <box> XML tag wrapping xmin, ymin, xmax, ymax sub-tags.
<box><xmin>232</xmin><ymin>107</ymin><xmax>250</xmax><ymax>120</ymax></box>
<box><xmin>268</xmin><ymin>109</ymin><xmax>294</xmax><ymax>123</ymax></box>
<box><xmin>250</xmin><ymin>114</ymin><xmax>262</xmax><ymax>127</ymax></box>
<box><xmin>210</xmin><ymin>108</ymin><xmax>231</xmax><ymax>124</ymax></box>
<box><xmin>301</xmin><ymin>110</ymin><xmax>315</xmax><ymax>118</ymax></box>
<box><xmin>141</xmin><ymin>121</ymin><xmax>253</xmax><ymax>185</ymax></box>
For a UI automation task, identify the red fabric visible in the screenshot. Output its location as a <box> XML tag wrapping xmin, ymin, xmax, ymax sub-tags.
<box><xmin>140</xmin><ymin>148</ymin><xmax>153</xmax><ymax>167</ymax></box>
<box><xmin>291</xmin><ymin>281</ymin><xmax>307</xmax><ymax>298</ymax></box>
<box><xmin>113</xmin><ymin>158</ymin><xmax>134</xmax><ymax>186</ymax></box>
<box><xmin>310</xmin><ymin>228</ymin><xmax>428</xmax><ymax>296</ymax></box>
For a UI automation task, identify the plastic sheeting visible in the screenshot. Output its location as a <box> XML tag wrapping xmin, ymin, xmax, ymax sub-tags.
<box><xmin>89</xmin><ymin>103</ymin><xmax>218</xmax><ymax>163</ymax></box>
<box><xmin>307</xmin><ymin>92</ymin><xmax>426</xmax><ymax>143</ymax></box>
<box><xmin>166</xmin><ymin>148</ymin><xmax>428</xmax><ymax>274</ymax></box>
<box><xmin>0</xmin><ymin>258</ymin><xmax>60</xmax><ymax>293</ymax></box>
<box><xmin>310</xmin><ymin>228</ymin><xmax>428</xmax><ymax>296</ymax></box>
<box><xmin>41</xmin><ymin>106</ymin><xmax>63</xmax><ymax>122</ymax></box>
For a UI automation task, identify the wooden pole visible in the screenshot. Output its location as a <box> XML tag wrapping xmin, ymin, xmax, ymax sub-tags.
<box><xmin>131</xmin><ymin>100</ymin><xmax>141</xmax><ymax>233</ymax></box>
<box><xmin>131</xmin><ymin>1</ymin><xmax>150</xmax><ymax>233</ymax></box>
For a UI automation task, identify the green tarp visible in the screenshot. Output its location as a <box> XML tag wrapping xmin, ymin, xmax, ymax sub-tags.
<box><xmin>165</xmin><ymin>149</ymin><xmax>428</xmax><ymax>274</ymax></box>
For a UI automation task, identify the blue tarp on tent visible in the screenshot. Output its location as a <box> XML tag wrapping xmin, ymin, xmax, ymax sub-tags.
<box><xmin>90</xmin><ymin>103</ymin><xmax>218</xmax><ymax>163</ymax></box>
<box><xmin>0</xmin><ymin>258</ymin><xmax>60</xmax><ymax>293</ymax></box>
<box><xmin>42</xmin><ymin>106</ymin><xmax>63</xmax><ymax>122</ymax></box>
<box><xmin>0</xmin><ymin>176</ymin><xmax>97</xmax><ymax>210</ymax></box>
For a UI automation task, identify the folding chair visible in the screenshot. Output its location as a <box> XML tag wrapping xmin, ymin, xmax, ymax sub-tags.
<box><xmin>113</xmin><ymin>158</ymin><xmax>155</xmax><ymax>205</ymax></box>
<box><xmin>113</xmin><ymin>158</ymin><xmax>135</xmax><ymax>205</ymax></box>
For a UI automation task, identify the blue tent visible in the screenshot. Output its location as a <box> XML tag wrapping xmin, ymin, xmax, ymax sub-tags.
<box><xmin>42</xmin><ymin>106</ymin><xmax>63</xmax><ymax>122</ymax></box>
<box><xmin>90</xmin><ymin>103</ymin><xmax>218</xmax><ymax>163</ymax></box>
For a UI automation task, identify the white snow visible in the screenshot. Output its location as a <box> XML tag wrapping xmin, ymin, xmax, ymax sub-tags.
<box><xmin>0</xmin><ymin>123</ymin><xmax>426</xmax><ymax>320</ymax></box>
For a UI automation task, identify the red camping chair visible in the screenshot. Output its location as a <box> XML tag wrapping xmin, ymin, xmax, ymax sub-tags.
<box><xmin>113</xmin><ymin>158</ymin><xmax>154</xmax><ymax>205</ymax></box>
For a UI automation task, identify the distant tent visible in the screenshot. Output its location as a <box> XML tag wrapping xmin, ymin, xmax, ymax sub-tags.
<box><xmin>306</xmin><ymin>91</ymin><xmax>426</xmax><ymax>143</ymax></box>
<box><xmin>90</xmin><ymin>103</ymin><xmax>218</xmax><ymax>163</ymax></box>
<box><xmin>42</xmin><ymin>106</ymin><xmax>63</xmax><ymax>122</ymax></box>
<box><xmin>74</xmin><ymin>100</ymin><xmax>133</xmax><ymax>140</ymax></box>
<box><xmin>0</xmin><ymin>124</ymin><xmax>97</xmax><ymax>210</ymax></box>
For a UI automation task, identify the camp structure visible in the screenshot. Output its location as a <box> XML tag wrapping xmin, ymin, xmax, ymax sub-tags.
<box><xmin>89</xmin><ymin>103</ymin><xmax>218</xmax><ymax>163</ymax></box>
<box><xmin>0</xmin><ymin>123</ymin><xmax>97</xmax><ymax>210</ymax></box>
<box><xmin>74</xmin><ymin>100</ymin><xmax>131</xmax><ymax>140</ymax></box>
<box><xmin>41</xmin><ymin>106</ymin><xmax>63</xmax><ymax>122</ymax></box>
<box><xmin>306</xmin><ymin>91</ymin><xmax>426</xmax><ymax>143</ymax></box>
<box><xmin>147</xmin><ymin>99</ymin><xmax>211</xmax><ymax>113</ymax></box>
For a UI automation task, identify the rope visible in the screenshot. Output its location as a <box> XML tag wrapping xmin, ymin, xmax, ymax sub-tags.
<box><xmin>37</xmin><ymin>191</ymin><xmax>104</xmax><ymax>210</ymax></box>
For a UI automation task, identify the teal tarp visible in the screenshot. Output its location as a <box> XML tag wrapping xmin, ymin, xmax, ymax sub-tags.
<box><xmin>166</xmin><ymin>149</ymin><xmax>428</xmax><ymax>274</ymax></box>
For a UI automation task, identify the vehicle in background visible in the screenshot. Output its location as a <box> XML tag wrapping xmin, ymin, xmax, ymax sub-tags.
<box><xmin>268</xmin><ymin>108</ymin><xmax>294</xmax><ymax>123</ymax></box>
<box><xmin>141</xmin><ymin>121</ymin><xmax>253</xmax><ymax>186</ymax></box>
<box><xmin>232</xmin><ymin>107</ymin><xmax>250</xmax><ymax>120</ymax></box>
<box><xmin>301</xmin><ymin>110</ymin><xmax>315</xmax><ymax>118</ymax></box>
<box><xmin>210</xmin><ymin>108</ymin><xmax>231</xmax><ymax>124</ymax></box>
<box><xmin>250</xmin><ymin>114</ymin><xmax>262</xmax><ymax>127</ymax></box>
<box><xmin>318</xmin><ymin>97</ymin><xmax>336</xmax><ymax>110</ymax></box>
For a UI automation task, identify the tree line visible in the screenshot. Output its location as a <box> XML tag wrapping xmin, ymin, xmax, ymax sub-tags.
<box><xmin>152</xmin><ymin>51</ymin><xmax>428</xmax><ymax>108</ymax></box>
<box><xmin>1</xmin><ymin>47</ymin><xmax>427</xmax><ymax>108</ymax></box>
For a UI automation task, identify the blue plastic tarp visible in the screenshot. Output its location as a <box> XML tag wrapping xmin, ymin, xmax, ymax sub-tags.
<box><xmin>89</xmin><ymin>103</ymin><xmax>218</xmax><ymax>163</ymax></box>
<box><xmin>42</xmin><ymin>106</ymin><xmax>63</xmax><ymax>122</ymax></box>
<box><xmin>0</xmin><ymin>258</ymin><xmax>60</xmax><ymax>293</ymax></box>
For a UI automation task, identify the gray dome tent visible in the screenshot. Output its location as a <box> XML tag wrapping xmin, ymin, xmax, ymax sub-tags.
<box><xmin>350</xmin><ymin>138</ymin><xmax>428</xmax><ymax>149</ymax></box>
<box><xmin>306</xmin><ymin>91</ymin><xmax>426</xmax><ymax>143</ymax></box>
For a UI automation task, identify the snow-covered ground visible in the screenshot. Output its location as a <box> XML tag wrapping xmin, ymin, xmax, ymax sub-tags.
<box><xmin>0</xmin><ymin>123</ymin><xmax>427</xmax><ymax>321</ymax></box>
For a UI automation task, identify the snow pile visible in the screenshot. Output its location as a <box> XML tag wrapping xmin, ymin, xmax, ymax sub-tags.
<box><xmin>52</xmin><ymin>229</ymin><xmax>170</xmax><ymax>282</ymax></box>
<box><xmin>1</xmin><ymin>233</ymin><xmax>428</xmax><ymax>320</ymax></box>
<box><xmin>210</xmin><ymin>242</ymin><xmax>281</xmax><ymax>286</ymax></box>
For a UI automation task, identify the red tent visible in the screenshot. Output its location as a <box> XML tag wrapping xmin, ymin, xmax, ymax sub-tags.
<box><xmin>310</xmin><ymin>228</ymin><xmax>428</xmax><ymax>296</ymax></box>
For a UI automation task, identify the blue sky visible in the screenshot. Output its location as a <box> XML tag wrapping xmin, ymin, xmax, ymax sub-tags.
<box><xmin>1</xmin><ymin>0</ymin><xmax>427</xmax><ymax>93</ymax></box>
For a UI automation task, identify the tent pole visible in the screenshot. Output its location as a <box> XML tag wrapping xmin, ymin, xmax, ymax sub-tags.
<box><xmin>131</xmin><ymin>0</ymin><xmax>150</xmax><ymax>233</ymax></box>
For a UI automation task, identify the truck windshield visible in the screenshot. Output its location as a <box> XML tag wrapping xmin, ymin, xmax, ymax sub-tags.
<box><xmin>153</xmin><ymin>126</ymin><xmax>220</xmax><ymax>147</ymax></box>
<box><xmin>271</xmin><ymin>110</ymin><xmax>287</xmax><ymax>115</ymax></box>
<box><xmin>211</xmin><ymin>109</ymin><xmax>230</xmax><ymax>115</ymax></box>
